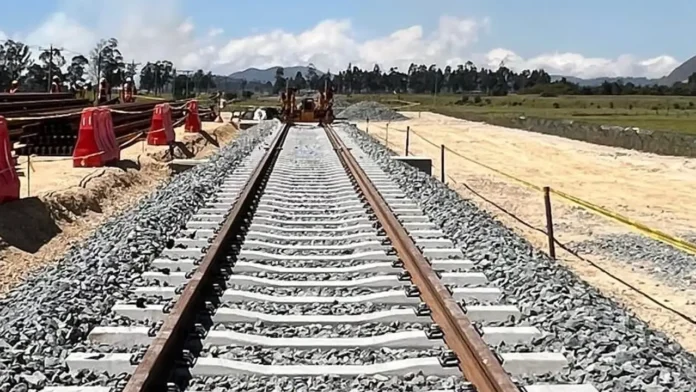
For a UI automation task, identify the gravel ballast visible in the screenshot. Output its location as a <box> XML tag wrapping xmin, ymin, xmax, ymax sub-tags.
<box><xmin>0</xmin><ymin>120</ymin><xmax>281</xmax><ymax>389</ymax></box>
<box><xmin>187</xmin><ymin>374</ymin><xmax>470</xmax><ymax>392</ymax></box>
<box><xmin>337</xmin><ymin>123</ymin><xmax>696</xmax><ymax>392</ymax></box>
<box><xmin>337</xmin><ymin>101</ymin><xmax>407</xmax><ymax>122</ymax></box>
<box><xmin>570</xmin><ymin>233</ymin><xmax>696</xmax><ymax>289</ymax></box>
<box><xmin>213</xmin><ymin>321</ymin><xmax>425</xmax><ymax>338</ymax></box>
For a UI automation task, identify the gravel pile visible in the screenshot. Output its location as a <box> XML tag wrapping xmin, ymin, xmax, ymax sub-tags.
<box><xmin>337</xmin><ymin>101</ymin><xmax>407</xmax><ymax>122</ymax></box>
<box><xmin>570</xmin><ymin>233</ymin><xmax>696</xmax><ymax>288</ymax></box>
<box><xmin>337</xmin><ymin>123</ymin><xmax>696</xmax><ymax>392</ymax></box>
<box><xmin>333</xmin><ymin>96</ymin><xmax>350</xmax><ymax>111</ymax></box>
<box><xmin>0</xmin><ymin>120</ymin><xmax>280</xmax><ymax>389</ymax></box>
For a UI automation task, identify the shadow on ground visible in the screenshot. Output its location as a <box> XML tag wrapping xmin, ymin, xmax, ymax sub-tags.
<box><xmin>0</xmin><ymin>197</ymin><xmax>62</xmax><ymax>253</ymax></box>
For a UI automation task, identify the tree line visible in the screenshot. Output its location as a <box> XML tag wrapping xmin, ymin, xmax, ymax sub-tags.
<box><xmin>0</xmin><ymin>38</ymin><xmax>215</xmax><ymax>99</ymax></box>
<box><xmin>279</xmin><ymin>62</ymin><xmax>696</xmax><ymax>97</ymax></box>
<box><xmin>4</xmin><ymin>36</ymin><xmax>695</xmax><ymax>100</ymax></box>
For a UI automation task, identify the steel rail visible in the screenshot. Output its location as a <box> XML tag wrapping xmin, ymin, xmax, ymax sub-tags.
<box><xmin>322</xmin><ymin>124</ymin><xmax>520</xmax><ymax>392</ymax></box>
<box><xmin>122</xmin><ymin>123</ymin><xmax>291</xmax><ymax>392</ymax></box>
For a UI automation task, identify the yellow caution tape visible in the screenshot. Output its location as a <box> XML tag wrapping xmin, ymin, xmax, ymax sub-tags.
<box><xmin>390</xmin><ymin>126</ymin><xmax>696</xmax><ymax>255</ymax></box>
<box><xmin>549</xmin><ymin>189</ymin><xmax>696</xmax><ymax>255</ymax></box>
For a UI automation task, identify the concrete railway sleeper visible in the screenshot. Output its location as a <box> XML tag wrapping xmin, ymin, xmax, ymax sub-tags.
<box><xmin>54</xmin><ymin>123</ymin><xmax>598</xmax><ymax>392</ymax></box>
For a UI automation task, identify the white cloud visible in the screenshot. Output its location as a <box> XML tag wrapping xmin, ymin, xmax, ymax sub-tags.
<box><xmin>208</xmin><ymin>28</ymin><xmax>224</xmax><ymax>38</ymax></box>
<box><xmin>9</xmin><ymin>0</ymin><xmax>681</xmax><ymax>79</ymax></box>
<box><xmin>480</xmin><ymin>48</ymin><xmax>679</xmax><ymax>79</ymax></box>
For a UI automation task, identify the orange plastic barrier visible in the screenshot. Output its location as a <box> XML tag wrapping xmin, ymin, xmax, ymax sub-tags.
<box><xmin>0</xmin><ymin>116</ymin><xmax>20</xmax><ymax>203</ymax></box>
<box><xmin>147</xmin><ymin>103</ymin><xmax>174</xmax><ymax>145</ymax></box>
<box><xmin>72</xmin><ymin>107</ymin><xmax>119</xmax><ymax>167</ymax></box>
<box><xmin>185</xmin><ymin>100</ymin><xmax>201</xmax><ymax>133</ymax></box>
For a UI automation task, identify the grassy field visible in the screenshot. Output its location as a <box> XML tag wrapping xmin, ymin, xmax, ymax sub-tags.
<box><xmin>345</xmin><ymin>94</ymin><xmax>696</xmax><ymax>135</ymax></box>
<box><xmin>220</xmin><ymin>92</ymin><xmax>696</xmax><ymax>135</ymax></box>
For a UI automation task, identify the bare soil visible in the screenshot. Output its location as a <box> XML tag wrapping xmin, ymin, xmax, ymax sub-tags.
<box><xmin>359</xmin><ymin>111</ymin><xmax>696</xmax><ymax>354</ymax></box>
<box><xmin>0</xmin><ymin>118</ymin><xmax>238</xmax><ymax>294</ymax></box>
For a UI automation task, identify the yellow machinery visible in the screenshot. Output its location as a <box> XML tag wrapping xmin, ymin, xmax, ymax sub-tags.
<box><xmin>281</xmin><ymin>82</ymin><xmax>334</xmax><ymax>124</ymax></box>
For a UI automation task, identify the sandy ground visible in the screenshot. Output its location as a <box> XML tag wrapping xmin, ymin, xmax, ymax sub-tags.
<box><xmin>0</xmin><ymin>114</ymin><xmax>239</xmax><ymax>294</ymax></box>
<box><xmin>358</xmin><ymin>111</ymin><xmax>696</xmax><ymax>354</ymax></box>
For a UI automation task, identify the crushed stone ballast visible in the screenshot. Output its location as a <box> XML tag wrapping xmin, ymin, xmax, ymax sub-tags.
<box><xmin>47</xmin><ymin>123</ymin><xmax>595</xmax><ymax>392</ymax></box>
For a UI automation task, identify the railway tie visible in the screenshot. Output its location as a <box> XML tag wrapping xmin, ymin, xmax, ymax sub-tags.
<box><xmin>57</xmin><ymin>122</ymin><xmax>598</xmax><ymax>392</ymax></box>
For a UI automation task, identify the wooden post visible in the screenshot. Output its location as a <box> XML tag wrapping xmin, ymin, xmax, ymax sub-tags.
<box><xmin>440</xmin><ymin>144</ymin><xmax>445</xmax><ymax>183</ymax></box>
<box><xmin>405</xmin><ymin>126</ymin><xmax>410</xmax><ymax>156</ymax></box>
<box><xmin>27</xmin><ymin>155</ymin><xmax>31</xmax><ymax>197</ymax></box>
<box><xmin>385</xmin><ymin>123</ymin><xmax>389</xmax><ymax>146</ymax></box>
<box><xmin>366</xmin><ymin>118</ymin><xmax>369</xmax><ymax>134</ymax></box>
<box><xmin>543</xmin><ymin>186</ymin><xmax>556</xmax><ymax>259</ymax></box>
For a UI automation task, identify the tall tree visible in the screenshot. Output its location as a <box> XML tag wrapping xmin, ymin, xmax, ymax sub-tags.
<box><xmin>273</xmin><ymin>67</ymin><xmax>286</xmax><ymax>94</ymax></box>
<box><xmin>0</xmin><ymin>40</ymin><xmax>33</xmax><ymax>89</ymax></box>
<box><xmin>89</xmin><ymin>38</ymin><xmax>125</xmax><ymax>87</ymax></box>
<box><xmin>66</xmin><ymin>55</ymin><xmax>90</xmax><ymax>85</ymax></box>
<box><xmin>293</xmin><ymin>71</ymin><xmax>307</xmax><ymax>90</ymax></box>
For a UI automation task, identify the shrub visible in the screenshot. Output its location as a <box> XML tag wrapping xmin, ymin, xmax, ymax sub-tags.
<box><xmin>552</xmin><ymin>102</ymin><xmax>560</xmax><ymax>109</ymax></box>
<box><xmin>474</xmin><ymin>96</ymin><xmax>482</xmax><ymax>104</ymax></box>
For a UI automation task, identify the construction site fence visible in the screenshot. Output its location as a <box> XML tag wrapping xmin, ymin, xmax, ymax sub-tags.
<box><xmin>365</xmin><ymin>123</ymin><xmax>696</xmax><ymax>256</ymax></box>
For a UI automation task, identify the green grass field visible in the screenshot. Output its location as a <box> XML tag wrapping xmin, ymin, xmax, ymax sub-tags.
<box><xmin>346</xmin><ymin>94</ymin><xmax>696</xmax><ymax>135</ymax></box>
<box><xmin>222</xmin><ymin>92</ymin><xmax>696</xmax><ymax>135</ymax></box>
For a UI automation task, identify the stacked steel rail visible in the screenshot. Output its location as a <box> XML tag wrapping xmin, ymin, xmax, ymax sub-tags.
<box><xmin>56</xmin><ymin>123</ymin><xmax>598</xmax><ymax>392</ymax></box>
<box><xmin>6</xmin><ymin>99</ymin><xmax>212</xmax><ymax>156</ymax></box>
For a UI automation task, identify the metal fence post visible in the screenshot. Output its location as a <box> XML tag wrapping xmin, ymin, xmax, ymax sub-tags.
<box><xmin>543</xmin><ymin>186</ymin><xmax>556</xmax><ymax>259</ymax></box>
<box><xmin>440</xmin><ymin>144</ymin><xmax>445</xmax><ymax>183</ymax></box>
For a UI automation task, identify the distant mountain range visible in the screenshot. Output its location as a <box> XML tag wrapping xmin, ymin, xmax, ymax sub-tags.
<box><xmin>224</xmin><ymin>56</ymin><xmax>696</xmax><ymax>88</ymax></box>
<box><xmin>228</xmin><ymin>66</ymin><xmax>324</xmax><ymax>83</ymax></box>
<box><xmin>550</xmin><ymin>75</ymin><xmax>663</xmax><ymax>86</ymax></box>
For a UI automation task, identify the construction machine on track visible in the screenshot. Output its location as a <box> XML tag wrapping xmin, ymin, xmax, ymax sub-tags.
<box><xmin>280</xmin><ymin>81</ymin><xmax>334</xmax><ymax>125</ymax></box>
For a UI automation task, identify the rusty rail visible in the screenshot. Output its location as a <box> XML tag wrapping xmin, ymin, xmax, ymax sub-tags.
<box><xmin>322</xmin><ymin>124</ymin><xmax>520</xmax><ymax>392</ymax></box>
<box><xmin>122</xmin><ymin>123</ymin><xmax>290</xmax><ymax>392</ymax></box>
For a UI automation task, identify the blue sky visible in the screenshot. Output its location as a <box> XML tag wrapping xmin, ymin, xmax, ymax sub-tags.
<box><xmin>0</xmin><ymin>0</ymin><xmax>691</xmax><ymax>78</ymax></box>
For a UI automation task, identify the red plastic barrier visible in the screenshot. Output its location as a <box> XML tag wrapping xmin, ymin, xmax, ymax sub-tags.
<box><xmin>185</xmin><ymin>100</ymin><xmax>201</xmax><ymax>133</ymax></box>
<box><xmin>147</xmin><ymin>103</ymin><xmax>174</xmax><ymax>145</ymax></box>
<box><xmin>0</xmin><ymin>116</ymin><xmax>19</xmax><ymax>203</ymax></box>
<box><xmin>98</xmin><ymin>108</ymin><xmax>120</xmax><ymax>162</ymax></box>
<box><xmin>72</xmin><ymin>107</ymin><xmax>119</xmax><ymax>167</ymax></box>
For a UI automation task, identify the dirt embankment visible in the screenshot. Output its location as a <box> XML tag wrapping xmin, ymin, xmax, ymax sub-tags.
<box><xmin>0</xmin><ymin>120</ymin><xmax>238</xmax><ymax>294</ymax></box>
<box><xmin>359</xmin><ymin>111</ymin><xmax>696</xmax><ymax>354</ymax></box>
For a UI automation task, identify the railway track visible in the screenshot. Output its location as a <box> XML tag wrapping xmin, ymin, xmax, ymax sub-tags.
<box><xmin>47</xmin><ymin>122</ymin><xmax>597</xmax><ymax>392</ymax></box>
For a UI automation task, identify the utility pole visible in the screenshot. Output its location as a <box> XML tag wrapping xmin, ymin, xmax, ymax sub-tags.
<box><xmin>47</xmin><ymin>45</ymin><xmax>53</xmax><ymax>91</ymax></box>
<box><xmin>128</xmin><ymin>60</ymin><xmax>142</xmax><ymax>79</ymax></box>
<box><xmin>40</xmin><ymin>44</ymin><xmax>64</xmax><ymax>92</ymax></box>
<box><xmin>180</xmin><ymin>70</ymin><xmax>193</xmax><ymax>98</ymax></box>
